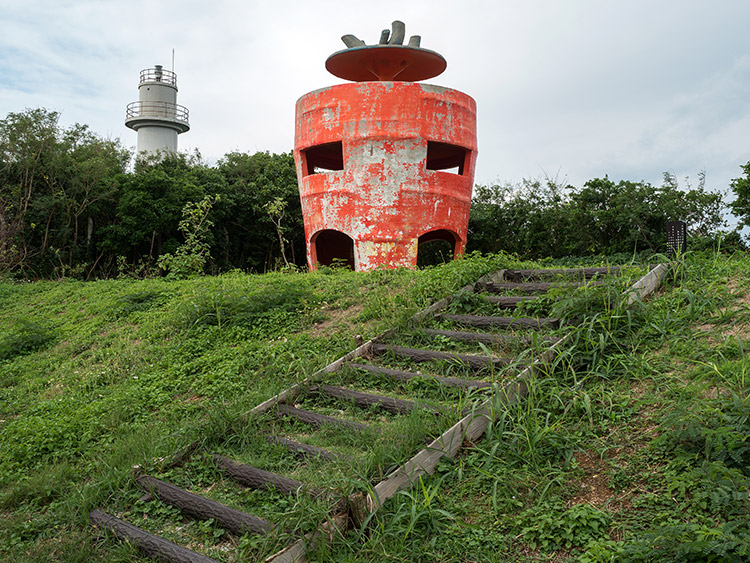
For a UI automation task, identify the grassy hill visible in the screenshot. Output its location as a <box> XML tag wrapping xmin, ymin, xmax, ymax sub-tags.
<box><xmin>1</xmin><ymin>251</ymin><xmax>748</xmax><ymax>562</ymax></box>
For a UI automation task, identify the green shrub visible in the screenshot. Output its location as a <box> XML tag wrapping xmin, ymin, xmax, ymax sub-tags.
<box><xmin>655</xmin><ymin>394</ymin><xmax>750</xmax><ymax>475</ymax></box>
<box><xmin>616</xmin><ymin>521</ymin><xmax>750</xmax><ymax>562</ymax></box>
<box><xmin>512</xmin><ymin>502</ymin><xmax>611</xmax><ymax>552</ymax></box>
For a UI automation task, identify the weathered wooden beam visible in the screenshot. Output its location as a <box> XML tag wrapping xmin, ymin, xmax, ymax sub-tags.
<box><xmin>211</xmin><ymin>454</ymin><xmax>324</xmax><ymax>498</ymax></box>
<box><xmin>626</xmin><ymin>263</ymin><xmax>669</xmax><ymax>305</ymax></box>
<box><xmin>264</xmin><ymin>435</ymin><xmax>341</xmax><ymax>461</ymax></box>
<box><xmin>312</xmin><ymin>384</ymin><xmax>444</xmax><ymax>415</ymax></box>
<box><xmin>479</xmin><ymin>295</ymin><xmax>539</xmax><ymax>307</ymax></box>
<box><xmin>348</xmin><ymin>362</ymin><xmax>493</xmax><ymax>389</ymax></box>
<box><xmin>89</xmin><ymin>509</ymin><xmax>221</xmax><ymax>563</ymax></box>
<box><xmin>422</xmin><ymin>328</ymin><xmax>558</xmax><ymax>346</ymax></box>
<box><xmin>364</xmin><ymin>366</ymin><xmax>537</xmax><ymax>515</ymax></box>
<box><xmin>276</xmin><ymin>403</ymin><xmax>372</xmax><ymax>433</ymax></box>
<box><xmin>477</xmin><ymin>281</ymin><xmax>603</xmax><ymax>294</ymax></box>
<box><xmin>503</xmin><ymin>266</ymin><xmax>624</xmax><ymax>281</ymax></box>
<box><xmin>135</xmin><ymin>475</ymin><xmax>272</xmax><ymax>536</ymax></box>
<box><xmin>265</xmin><ymin>512</ymin><xmax>348</xmax><ymax>563</ymax></box>
<box><xmin>436</xmin><ymin>314</ymin><xmax>560</xmax><ymax>330</ymax></box>
<box><xmin>370</xmin><ymin>342</ymin><xmax>509</xmax><ymax>369</ymax></box>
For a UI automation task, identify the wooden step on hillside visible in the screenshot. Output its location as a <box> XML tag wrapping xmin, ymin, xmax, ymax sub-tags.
<box><xmin>370</xmin><ymin>342</ymin><xmax>508</xmax><ymax>369</ymax></box>
<box><xmin>276</xmin><ymin>403</ymin><xmax>373</xmax><ymax>433</ymax></box>
<box><xmin>503</xmin><ymin>266</ymin><xmax>624</xmax><ymax>281</ymax></box>
<box><xmin>135</xmin><ymin>474</ymin><xmax>273</xmax><ymax>536</ymax></box>
<box><xmin>477</xmin><ymin>281</ymin><xmax>604</xmax><ymax>294</ymax></box>
<box><xmin>479</xmin><ymin>295</ymin><xmax>539</xmax><ymax>308</ymax></box>
<box><xmin>264</xmin><ymin>434</ymin><xmax>341</xmax><ymax>461</ymax></box>
<box><xmin>90</xmin><ymin>509</ymin><xmax>221</xmax><ymax>563</ymax></box>
<box><xmin>422</xmin><ymin>328</ymin><xmax>561</xmax><ymax>346</ymax></box>
<box><xmin>311</xmin><ymin>384</ymin><xmax>444</xmax><ymax>414</ymax></box>
<box><xmin>349</xmin><ymin>363</ymin><xmax>494</xmax><ymax>390</ymax></box>
<box><xmin>212</xmin><ymin>454</ymin><xmax>330</xmax><ymax>500</ymax></box>
<box><xmin>436</xmin><ymin>314</ymin><xmax>560</xmax><ymax>330</ymax></box>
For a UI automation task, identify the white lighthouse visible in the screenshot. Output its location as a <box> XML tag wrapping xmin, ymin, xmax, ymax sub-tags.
<box><xmin>125</xmin><ymin>65</ymin><xmax>190</xmax><ymax>156</ymax></box>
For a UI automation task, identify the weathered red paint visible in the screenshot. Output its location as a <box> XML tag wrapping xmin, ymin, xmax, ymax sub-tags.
<box><xmin>294</xmin><ymin>81</ymin><xmax>477</xmax><ymax>271</ymax></box>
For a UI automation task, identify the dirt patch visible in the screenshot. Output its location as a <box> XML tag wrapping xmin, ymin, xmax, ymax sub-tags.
<box><xmin>695</xmin><ymin>275</ymin><xmax>750</xmax><ymax>343</ymax></box>
<box><xmin>551</xmin><ymin>549</ymin><xmax>574</xmax><ymax>562</ymax></box>
<box><xmin>179</xmin><ymin>394</ymin><xmax>204</xmax><ymax>405</ymax></box>
<box><xmin>567</xmin><ymin>451</ymin><xmax>615</xmax><ymax>508</ymax></box>
<box><xmin>309</xmin><ymin>303</ymin><xmax>364</xmax><ymax>337</ymax></box>
<box><xmin>41</xmin><ymin>382</ymin><xmax>66</xmax><ymax>400</ymax></box>
<box><xmin>729</xmin><ymin>276</ymin><xmax>749</xmax><ymax>303</ymax></box>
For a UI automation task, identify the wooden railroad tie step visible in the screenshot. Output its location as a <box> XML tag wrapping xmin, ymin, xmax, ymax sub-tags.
<box><xmin>264</xmin><ymin>434</ymin><xmax>342</xmax><ymax>461</ymax></box>
<box><xmin>422</xmin><ymin>328</ymin><xmax>560</xmax><ymax>346</ymax></box>
<box><xmin>477</xmin><ymin>281</ymin><xmax>604</xmax><ymax>294</ymax></box>
<box><xmin>349</xmin><ymin>362</ymin><xmax>493</xmax><ymax>390</ymax></box>
<box><xmin>211</xmin><ymin>454</ymin><xmax>330</xmax><ymax>500</ymax></box>
<box><xmin>436</xmin><ymin>314</ymin><xmax>560</xmax><ymax>330</ymax></box>
<box><xmin>276</xmin><ymin>403</ymin><xmax>373</xmax><ymax>433</ymax></box>
<box><xmin>370</xmin><ymin>342</ymin><xmax>509</xmax><ymax>369</ymax></box>
<box><xmin>90</xmin><ymin>509</ymin><xmax>221</xmax><ymax>563</ymax></box>
<box><xmin>479</xmin><ymin>295</ymin><xmax>539</xmax><ymax>308</ymax></box>
<box><xmin>311</xmin><ymin>384</ymin><xmax>445</xmax><ymax>415</ymax></box>
<box><xmin>135</xmin><ymin>475</ymin><xmax>273</xmax><ymax>536</ymax></box>
<box><xmin>503</xmin><ymin>266</ymin><xmax>624</xmax><ymax>281</ymax></box>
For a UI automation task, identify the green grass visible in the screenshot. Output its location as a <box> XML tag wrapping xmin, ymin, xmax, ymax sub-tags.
<box><xmin>0</xmin><ymin>252</ymin><xmax>515</xmax><ymax>561</ymax></box>
<box><xmin>312</xmin><ymin>250</ymin><xmax>750</xmax><ymax>562</ymax></box>
<box><xmin>2</xmin><ymin>250</ymin><xmax>748</xmax><ymax>562</ymax></box>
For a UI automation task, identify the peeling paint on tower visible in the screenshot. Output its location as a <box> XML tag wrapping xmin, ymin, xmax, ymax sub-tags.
<box><xmin>293</xmin><ymin>21</ymin><xmax>477</xmax><ymax>271</ymax></box>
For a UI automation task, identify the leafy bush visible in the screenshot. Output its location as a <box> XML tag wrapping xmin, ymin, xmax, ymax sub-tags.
<box><xmin>655</xmin><ymin>394</ymin><xmax>750</xmax><ymax>475</ymax></box>
<box><xmin>468</xmin><ymin>174</ymin><xmax>727</xmax><ymax>259</ymax></box>
<box><xmin>157</xmin><ymin>195</ymin><xmax>218</xmax><ymax>279</ymax></box>
<box><xmin>615</xmin><ymin>521</ymin><xmax>750</xmax><ymax>562</ymax></box>
<box><xmin>512</xmin><ymin>502</ymin><xmax>611</xmax><ymax>552</ymax></box>
<box><xmin>664</xmin><ymin>460</ymin><xmax>749</xmax><ymax>517</ymax></box>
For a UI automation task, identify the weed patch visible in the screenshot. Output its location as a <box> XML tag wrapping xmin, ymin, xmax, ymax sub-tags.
<box><xmin>0</xmin><ymin>320</ymin><xmax>55</xmax><ymax>361</ymax></box>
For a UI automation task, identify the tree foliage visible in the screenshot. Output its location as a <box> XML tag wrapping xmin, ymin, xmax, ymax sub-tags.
<box><xmin>0</xmin><ymin>108</ymin><xmax>129</xmax><ymax>277</ymax></box>
<box><xmin>0</xmin><ymin>107</ymin><xmax>740</xmax><ymax>279</ymax></box>
<box><xmin>157</xmin><ymin>194</ymin><xmax>219</xmax><ymax>279</ymax></box>
<box><xmin>213</xmin><ymin>151</ymin><xmax>302</xmax><ymax>272</ymax></box>
<box><xmin>0</xmin><ymin>109</ymin><xmax>302</xmax><ymax>278</ymax></box>
<box><xmin>468</xmin><ymin>174</ymin><xmax>730</xmax><ymax>258</ymax></box>
<box><xmin>730</xmin><ymin>162</ymin><xmax>750</xmax><ymax>230</ymax></box>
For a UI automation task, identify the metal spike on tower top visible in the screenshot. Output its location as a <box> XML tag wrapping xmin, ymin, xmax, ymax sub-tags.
<box><xmin>326</xmin><ymin>20</ymin><xmax>447</xmax><ymax>82</ymax></box>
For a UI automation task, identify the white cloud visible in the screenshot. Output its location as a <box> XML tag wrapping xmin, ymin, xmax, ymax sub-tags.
<box><xmin>1</xmin><ymin>0</ymin><xmax>750</xmax><ymax>220</ymax></box>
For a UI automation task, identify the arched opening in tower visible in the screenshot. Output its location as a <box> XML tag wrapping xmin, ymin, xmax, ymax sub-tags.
<box><xmin>417</xmin><ymin>229</ymin><xmax>458</xmax><ymax>267</ymax></box>
<box><xmin>312</xmin><ymin>229</ymin><xmax>355</xmax><ymax>269</ymax></box>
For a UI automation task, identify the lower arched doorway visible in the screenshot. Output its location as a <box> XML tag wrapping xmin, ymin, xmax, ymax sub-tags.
<box><xmin>417</xmin><ymin>229</ymin><xmax>460</xmax><ymax>268</ymax></box>
<box><xmin>311</xmin><ymin>229</ymin><xmax>355</xmax><ymax>269</ymax></box>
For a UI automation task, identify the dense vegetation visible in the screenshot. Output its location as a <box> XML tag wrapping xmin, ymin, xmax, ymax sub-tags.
<box><xmin>467</xmin><ymin>174</ymin><xmax>742</xmax><ymax>258</ymax></box>
<box><xmin>1</xmin><ymin>108</ymin><xmax>746</xmax><ymax>280</ymax></box>
<box><xmin>1</xmin><ymin>251</ymin><xmax>748</xmax><ymax>561</ymax></box>
<box><xmin>0</xmin><ymin>109</ymin><xmax>303</xmax><ymax>278</ymax></box>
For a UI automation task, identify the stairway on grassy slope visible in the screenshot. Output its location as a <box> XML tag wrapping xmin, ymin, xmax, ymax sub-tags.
<box><xmin>90</xmin><ymin>264</ymin><xmax>666</xmax><ymax>562</ymax></box>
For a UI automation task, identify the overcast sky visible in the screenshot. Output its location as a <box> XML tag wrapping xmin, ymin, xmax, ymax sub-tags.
<box><xmin>2</xmin><ymin>0</ymin><xmax>750</xmax><ymax>227</ymax></box>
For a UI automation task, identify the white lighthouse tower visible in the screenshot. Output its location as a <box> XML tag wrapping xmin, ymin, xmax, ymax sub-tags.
<box><xmin>125</xmin><ymin>65</ymin><xmax>190</xmax><ymax>156</ymax></box>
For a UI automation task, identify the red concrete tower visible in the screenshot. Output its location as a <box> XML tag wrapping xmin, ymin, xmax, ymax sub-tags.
<box><xmin>294</xmin><ymin>21</ymin><xmax>477</xmax><ymax>271</ymax></box>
